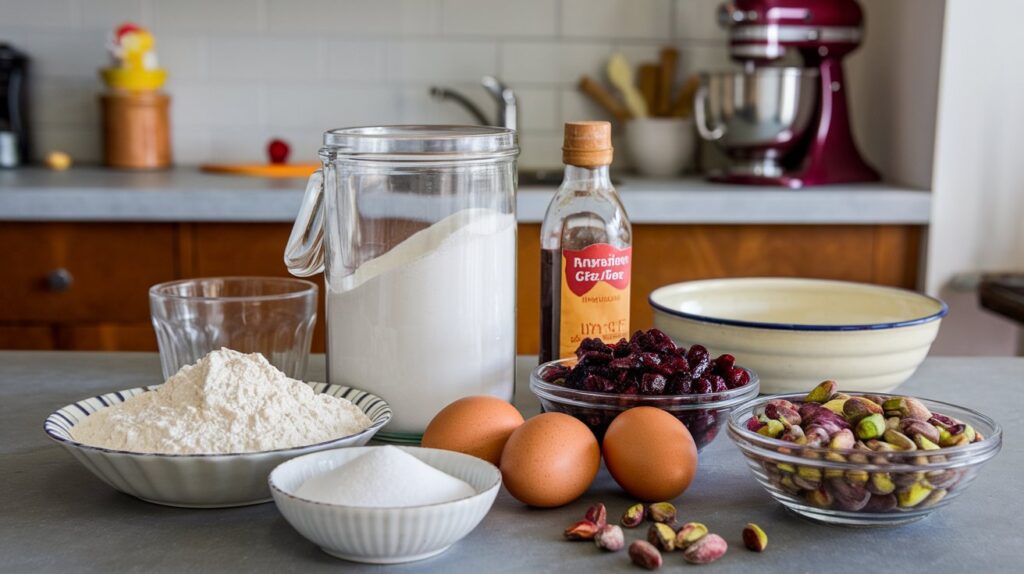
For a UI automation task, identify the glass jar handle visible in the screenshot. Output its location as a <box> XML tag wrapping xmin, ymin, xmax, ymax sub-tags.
<box><xmin>284</xmin><ymin>168</ymin><xmax>325</xmax><ymax>277</ymax></box>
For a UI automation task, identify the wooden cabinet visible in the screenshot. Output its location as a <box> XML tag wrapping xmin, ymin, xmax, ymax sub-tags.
<box><xmin>517</xmin><ymin>224</ymin><xmax>919</xmax><ymax>353</ymax></box>
<box><xmin>0</xmin><ymin>223</ymin><xmax>179</xmax><ymax>351</ymax></box>
<box><xmin>0</xmin><ymin>325</ymin><xmax>56</xmax><ymax>350</ymax></box>
<box><xmin>0</xmin><ymin>223</ymin><xmax>177</xmax><ymax>323</ymax></box>
<box><xmin>0</xmin><ymin>222</ymin><xmax>921</xmax><ymax>354</ymax></box>
<box><xmin>189</xmin><ymin>224</ymin><xmax>327</xmax><ymax>353</ymax></box>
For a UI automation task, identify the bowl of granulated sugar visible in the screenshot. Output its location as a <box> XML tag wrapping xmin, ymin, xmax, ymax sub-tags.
<box><xmin>44</xmin><ymin>348</ymin><xmax>392</xmax><ymax>508</ymax></box>
<box><xmin>270</xmin><ymin>446</ymin><xmax>501</xmax><ymax>564</ymax></box>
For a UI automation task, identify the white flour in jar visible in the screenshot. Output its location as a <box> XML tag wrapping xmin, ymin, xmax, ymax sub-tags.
<box><xmin>327</xmin><ymin>208</ymin><xmax>516</xmax><ymax>435</ymax></box>
<box><xmin>71</xmin><ymin>348</ymin><xmax>372</xmax><ymax>454</ymax></box>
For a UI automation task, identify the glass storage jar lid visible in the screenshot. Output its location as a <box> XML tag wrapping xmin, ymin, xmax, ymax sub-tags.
<box><xmin>321</xmin><ymin>125</ymin><xmax>518</xmax><ymax>160</ymax></box>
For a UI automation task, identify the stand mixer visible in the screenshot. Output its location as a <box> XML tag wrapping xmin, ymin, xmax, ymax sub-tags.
<box><xmin>695</xmin><ymin>0</ymin><xmax>879</xmax><ymax>188</ymax></box>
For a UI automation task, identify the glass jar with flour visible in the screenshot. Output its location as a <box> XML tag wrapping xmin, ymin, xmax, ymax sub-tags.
<box><xmin>285</xmin><ymin>126</ymin><xmax>518</xmax><ymax>442</ymax></box>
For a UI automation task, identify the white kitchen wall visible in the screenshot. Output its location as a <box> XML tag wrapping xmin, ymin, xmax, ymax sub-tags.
<box><xmin>845</xmin><ymin>0</ymin><xmax>943</xmax><ymax>191</ymax></box>
<box><xmin>0</xmin><ymin>0</ymin><xmax>732</xmax><ymax>167</ymax></box>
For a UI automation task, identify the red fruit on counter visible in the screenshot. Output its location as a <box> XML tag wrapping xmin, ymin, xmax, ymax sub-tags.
<box><xmin>268</xmin><ymin>138</ymin><xmax>290</xmax><ymax>164</ymax></box>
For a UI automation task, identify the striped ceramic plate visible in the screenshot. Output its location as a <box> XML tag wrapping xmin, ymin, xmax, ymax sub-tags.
<box><xmin>44</xmin><ymin>382</ymin><xmax>391</xmax><ymax>507</ymax></box>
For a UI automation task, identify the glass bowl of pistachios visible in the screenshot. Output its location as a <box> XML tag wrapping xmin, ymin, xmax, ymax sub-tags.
<box><xmin>726</xmin><ymin>382</ymin><xmax>1002</xmax><ymax>527</ymax></box>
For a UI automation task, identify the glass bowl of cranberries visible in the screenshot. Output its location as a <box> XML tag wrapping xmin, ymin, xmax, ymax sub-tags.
<box><xmin>530</xmin><ymin>329</ymin><xmax>759</xmax><ymax>450</ymax></box>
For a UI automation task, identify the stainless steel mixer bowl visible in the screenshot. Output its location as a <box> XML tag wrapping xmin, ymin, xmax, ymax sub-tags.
<box><xmin>695</xmin><ymin>67</ymin><xmax>818</xmax><ymax>156</ymax></box>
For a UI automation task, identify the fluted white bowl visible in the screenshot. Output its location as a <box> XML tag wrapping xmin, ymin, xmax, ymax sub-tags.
<box><xmin>625</xmin><ymin>117</ymin><xmax>696</xmax><ymax>177</ymax></box>
<box><xmin>44</xmin><ymin>383</ymin><xmax>391</xmax><ymax>508</ymax></box>
<box><xmin>270</xmin><ymin>447</ymin><xmax>501</xmax><ymax>564</ymax></box>
<box><xmin>650</xmin><ymin>278</ymin><xmax>947</xmax><ymax>394</ymax></box>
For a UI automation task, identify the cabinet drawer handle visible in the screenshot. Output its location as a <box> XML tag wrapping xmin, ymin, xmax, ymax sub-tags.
<box><xmin>47</xmin><ymin>268</ymin><xmax>74</xmax><ymax>292</ymax></box>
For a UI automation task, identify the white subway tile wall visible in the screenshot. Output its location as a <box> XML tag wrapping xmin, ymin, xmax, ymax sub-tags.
<box><xmin>1</xmin><ymin>0</ymin><xmax>725</xmax><ymax>166</ymax></box>
<box><xmin>561</xmin><ymin>0</ymin><xmax>672</xmax><ymax>39</ymax></box>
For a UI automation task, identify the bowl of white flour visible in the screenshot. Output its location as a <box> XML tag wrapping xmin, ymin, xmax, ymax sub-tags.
<box><xmin>44</xmin><ymin>349</ymin><xmax>392</xmax><ymax>508</ymax></box>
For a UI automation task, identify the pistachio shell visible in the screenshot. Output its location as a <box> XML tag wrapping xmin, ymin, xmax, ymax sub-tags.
<box><xmin>897</xmin><ymin>481</ymin><xmax>934</xmax><ymax>508</ymax></box>
<box><xmin>757</xmin><ymin>419</ymin><xmax>785</xmax><ymax>438</ymax></box>
<box><xmin>648</xmin><ymin>502</ymin><xmax>676</xmax><ymax>524</ymax></box>
<box><xmin>742</xmin><ymin>523</ymin><xmax>768</xmax><ymax>552</ymax></box>
<box><xmin>868</xmin><ymin>472</ymin><xmax>896</xmax><ymax>495</ymax></box>
<box><xmin>806</xmin><ymin>487</ymin><xmax>833</xmax><ymax>508</ymax></box>
<box><xmin>856</xmin><ymin>414</ymin><xmax>887</xmax><ymax>440</ymax></box>
<box><xmin>682</xmin><ymin>534</ymin><xmax>728</xmax><ymax>565</ymax></box>
<box><xmin>843</xmin><ymin>397</ymin><xmax>884</xmax><ymax>422</ymax></box>
<box><xmin>825</xmin><ymin>478</ymin><xmax>871</xmax><ymax>511</ymax></box>
<box><xmin>621</xmin><ymin>503</ymin><xmax>646</xmax><ymax>528</ymax></box>
<box><xmin>882</xmin><ymin>429</ymin><xmax>917</xmax><ymax>451</ymax></box>
<box><xmin>863</xmin><ymin>493</ymin><xmax>897</xmax><ymax>512</ymax></box>
<box><xmin>675</xmin><ymin>522</ymin><xmax>708</xmax><ymax>549</ymax></box>
<box><xmin>900</xmin><ymin>418</ymin><xmax>941</xmax><ymax>444</ymax></box>
<box><xmin>822</xmin><ymin>398</ymin><xmax>848</xmax><ymax>415</ymax></box>
<box><xmin>829</xmin><ymin>428</ymin><xmax>856</xmax><ymax>449</ymax></box>
<box><xmin>647</xmin><ymin>523</ymin><xmax>676</xmax><ymax>551</ymax></box>
<box><xmin>797</xmin><ymin>465</ymin><xmax>823</xmax><ymax>482</ymax></box>
<box><xmin>805</xmin><ymin>380</ymin><xmax>838</xmax><ymax>404</ymax></box>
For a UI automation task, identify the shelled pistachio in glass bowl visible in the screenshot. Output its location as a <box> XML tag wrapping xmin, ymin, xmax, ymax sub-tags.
<box><xmin>727</xmin><ymin>382</ymin><xmax>1002</xmax><ymax>527</ymax></box>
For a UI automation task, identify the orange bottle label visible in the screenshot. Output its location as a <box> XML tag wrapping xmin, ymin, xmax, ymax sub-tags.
<box><xmin>558</xmin><ymin>243</ymin><xmax>632</xmax><ymax>359</ymax></box>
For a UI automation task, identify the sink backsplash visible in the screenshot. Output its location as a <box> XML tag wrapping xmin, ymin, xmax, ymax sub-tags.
<box><xmin>1</xmin><ymin>0</ymin><xmax>729</xmax><ymax>168</ymax></box>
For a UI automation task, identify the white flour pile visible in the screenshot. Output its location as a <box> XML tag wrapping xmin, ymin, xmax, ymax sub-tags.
<box><xmin>295</xmin><ymin>446</ymin><xmax>476</xmax><ymax>507</ymax></box>
<box><xmin>327</xmin><ymin>208</ymin><xmax>516</xmax><ymax>434</ymax></box>
<box><xmin>71</xmin><ymin>348</ymin><xmax>372</xmax><ymax>454</ymax></box>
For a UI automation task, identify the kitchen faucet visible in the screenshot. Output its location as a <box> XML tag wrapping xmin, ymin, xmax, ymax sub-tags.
<box><xmin>429</xmin><ymin>76</ymin><xmax>517</xmax><ymax>131</ymax></box>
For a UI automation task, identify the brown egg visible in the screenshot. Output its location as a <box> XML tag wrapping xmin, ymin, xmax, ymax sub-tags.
<box><xmin>602</xmin><ymin>406</ymin><xmax>698</xmax><ymax>501</ymax></box>
<box><xmin>421</xmin><ymin>396</ymin><xmax>525</xmax><ymax>465</ymax></box>
<box><xmin>500</xmin><ymin>412</ymin><xmax>601</xmax><ymax>507</ymax></box>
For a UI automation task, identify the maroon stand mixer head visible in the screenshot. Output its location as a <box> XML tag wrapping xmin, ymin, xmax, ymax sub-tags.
<box><xmin>713</xmin><ymin>0</ymin><xmax>879</xmax><ymax>187</ymax></box>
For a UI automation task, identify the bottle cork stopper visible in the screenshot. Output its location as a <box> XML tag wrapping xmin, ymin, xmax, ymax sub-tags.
<box><xmin>562</xmin><ymin>121</ymin><xmax>613</xmax><ymax>167</ymax></box>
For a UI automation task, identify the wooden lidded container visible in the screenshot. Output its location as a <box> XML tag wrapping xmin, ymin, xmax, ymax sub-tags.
<box><xmin>100</xmin><ymin>90</ymin><xmax>172</xmax><ymax>169</ymax></box>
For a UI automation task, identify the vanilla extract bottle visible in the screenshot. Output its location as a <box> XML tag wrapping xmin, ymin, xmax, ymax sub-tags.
<box><xmin>540</xmin><ymin>121</ymin><xmax>632</xmax><ymax>363</ymax></box>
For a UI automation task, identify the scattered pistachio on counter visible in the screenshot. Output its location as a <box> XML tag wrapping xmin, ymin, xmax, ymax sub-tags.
<box><xmin>647</xmin><ymin>502</ymin><xmax>676</xmax><ymax>525</ymax></box>
<box><xmin>585</xmin><ymin>503</ymin><xmax>608</xmax><ymax>529</ymax></box>
<box><xmin>674</xmin><ymin>522</ymin><xmax>708</xmax><ymax>550</ymax></box>
<box><xmin>594</xmin><ymin>524</ymin><xmax>625</xmax><ymax>552</ymax></box>
<box><xmin>629</xmin><ymin>540</ymin><xmax>663</xmax><ymax>570</ymax></box>
<box><xmin>682</xmin><ymin>533</ymin><xmax>728</xmax><ymax>564</ymax></box>
<box><xmin>647</xmin><ymin>523</ymin><xmax>675</xmax><ymax>551</ymax></box>
<box><xmin>564</xmin><ymin>519</ymin><xmax>598</xmax><ymax>540</ymax></box>
<box><xmin>621</xmin><ymin>503</ymin><xmax>646</xmax><ymax>527</ymax></box>
<box><xmin>567</xmin><ymin>503</ymin><xmax>764</xmax><ymax>567</ymax></box>
<box><xmin>742</xmin><ymin>523</ymin><xmax>767</xmax><ymax>552</ymax></box>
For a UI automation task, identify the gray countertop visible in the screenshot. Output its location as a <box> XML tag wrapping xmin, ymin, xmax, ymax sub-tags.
<box><xmin>0</xmin><ymin>167</ymin><xmax>932</xmax><ymax>224</ymax></box>
<box><xmin>1</xmin><ymin>352</ymin><xmax>1018</xmax><ymax>573</ymax></box>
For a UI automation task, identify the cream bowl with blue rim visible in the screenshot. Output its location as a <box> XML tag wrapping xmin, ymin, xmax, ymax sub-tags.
<box><xmin>44</xmin><ymin>383</ymin><xmax>391</xmax><ymax>508</ymax></box>
<box><xmin>650</xmin><ymin>278</ymin><xmax>947</xmax><ymax>394</ymax></box>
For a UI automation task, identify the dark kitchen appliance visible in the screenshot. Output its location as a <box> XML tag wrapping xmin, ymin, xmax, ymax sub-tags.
<box><xmin>0</xmin><ymin>43</ymin><xmax>31</xmax><ymax>167</ymax></box>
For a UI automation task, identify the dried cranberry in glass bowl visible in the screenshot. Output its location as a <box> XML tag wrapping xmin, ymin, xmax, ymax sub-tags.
<box><xmin>530</xmin><ymin>329</ymin><xmax>759</xmax><ymax>450</ymax></box>
<box><xmin>542</xmin><ymin>329</ymin><xmax>751</xmax><ymax>395</ymax></box>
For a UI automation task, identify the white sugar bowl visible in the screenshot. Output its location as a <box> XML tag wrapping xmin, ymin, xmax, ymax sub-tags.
<box><xmin>269</xmin><ymin>446</ymin><xmax>501</xmax><ymax>564</ymax></box>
